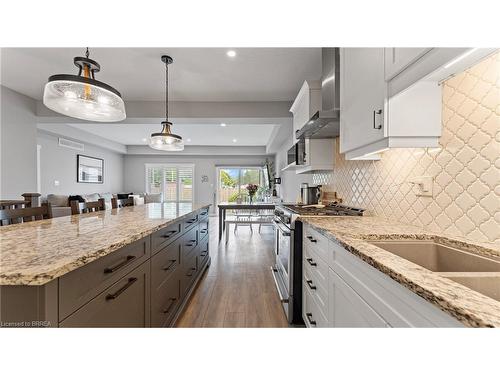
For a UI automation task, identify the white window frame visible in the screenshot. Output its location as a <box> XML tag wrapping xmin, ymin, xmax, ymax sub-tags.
<box><xmin>215</xmin><ymin>165</ymin><xmax>264</xmax><ymax>204</ymax></box>
<box><xmin>145</xmin><ymin>163</ymin><xmax>195</xmax><ymax>203</ymax></box>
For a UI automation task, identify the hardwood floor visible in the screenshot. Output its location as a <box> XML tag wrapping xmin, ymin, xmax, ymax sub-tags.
<box><xmin>176</xmin><ymin>218</ymin><xmax>289</xmax><ymax>327</ymax></box>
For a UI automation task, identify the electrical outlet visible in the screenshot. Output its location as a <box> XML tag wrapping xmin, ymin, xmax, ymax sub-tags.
<box><xmin>409</xmin><ymin>176</ymin><xmax>433</xmax><ymax>197</ymax></box>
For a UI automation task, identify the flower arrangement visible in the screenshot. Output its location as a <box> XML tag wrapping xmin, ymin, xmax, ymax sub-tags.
<box><xmin>246</xmin><ymin>184</ymin><xmax>259</xmax><ymax>202</ymax></box>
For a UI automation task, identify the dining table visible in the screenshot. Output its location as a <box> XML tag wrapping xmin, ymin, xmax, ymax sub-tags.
<box><xmin>218</xmin><ymin>202</ymin><xmax>276</xmax><ymax>241</ymax></box>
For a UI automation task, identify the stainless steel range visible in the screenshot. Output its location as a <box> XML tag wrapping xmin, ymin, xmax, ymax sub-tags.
<box><xmin>271</xmin><ymin>203</ymin><xmax>364</xmax><ymax>325</ymax></box>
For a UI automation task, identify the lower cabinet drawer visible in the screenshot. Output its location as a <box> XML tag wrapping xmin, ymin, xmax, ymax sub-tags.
<box><xmin>303</xmin><ymin>265</ymin><xmax>328</xmax><ymax>316</ymax></box>
<box><xmin>302</xmin><ymin>280</ymin><xmax>329</xmax><ymax>328</ymax></box>
<box><xmin>199</xmin><ymin>220</ymin><xmax>209</xmax><ymax>241</ymax></box>
<box><xmin>197</xmin><ymin>238</ymin><xmax>210</xmax><ymax>272</ymax></box>
<box><xmin>151</xmin><ymin>272</ymin><xmax>180</xmax><ymax>327</ymax></box>
<box><xmin>151</xmin><ymin>221</ymin><xmax>182</xmax><ymax>255</ymax></box>
<box><xmin>59</xmin><ymin>237</ymin><xmax>150</xmax><ymax>321</ymax></box>
<box><xmin>151</xmin><ymin>238</ymin><xmax>181</xmax><ymax>291</ymax></box>
<box><xmin>60</xmin><ymin>262</ymin><xmax>150</xmax><ymax>328</ymax></box>
<box><xmin>181</xmin><ymin>226</ymin><xmax>199</xmax><ymax>260</ymax></box>
<box><xmin>180</xmin><ymin>253</ymin><xmax>198</xmax><ymax>297</ymax></box>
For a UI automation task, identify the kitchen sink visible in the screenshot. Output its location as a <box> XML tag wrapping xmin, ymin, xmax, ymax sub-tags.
<box><xmin>368</xmin><ymin>240</ymin><xmax>500</xmax><ymax>273</ymax></box>
<box><xmin>440</xmin><ymin>273</ymin><xmax>500</xmax><ymax>302</ymax></box>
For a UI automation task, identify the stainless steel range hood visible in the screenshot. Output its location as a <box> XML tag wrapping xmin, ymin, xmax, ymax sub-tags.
<box><xmin>295</xmin><ymin>48</ymin><xmax>340</xmax><ymax>139</ymax></box>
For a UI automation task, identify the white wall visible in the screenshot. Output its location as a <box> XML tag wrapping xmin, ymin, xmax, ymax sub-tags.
<box><xmin>0</xmin><ymin>85</ymin><xmax>38</xmax><ymax>199</ymax></box>
<box><xmin>37</xmin><ymin>131</ymin><xmax>124</xmax><ymax>196</ymax></box>
<box><xmin>124</xmin><ymin>154</ymin><xmax>267</xmax><ymax>212</ymax></box>
<box><xmin>274</xmin><ymin>139</ymin><xmax>313</xmax><ymax>203</ymax></box>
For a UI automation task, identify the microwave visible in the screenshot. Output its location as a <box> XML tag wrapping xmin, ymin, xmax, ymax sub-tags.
<box><xmin>287</xmin><ymin>139</ymin><xmax>306</xmax><ymax>166</ymax></box>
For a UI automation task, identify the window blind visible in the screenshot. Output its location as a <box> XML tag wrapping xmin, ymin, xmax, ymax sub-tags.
<box><xmin>145</xmin><ymin>164</ymin><xmax>194</xmax><ymax>203</ymax></box>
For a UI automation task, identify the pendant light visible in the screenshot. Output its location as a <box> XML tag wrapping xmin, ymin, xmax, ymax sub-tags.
<box><xmin>149</xmin><ymin>55</ymin><xmax>184</xmax><ymax>151</ymax></box>
<box><xmin>43</xmin><ymin>48</ymin><xmax>126</xmax><ymax>122</ymax></box>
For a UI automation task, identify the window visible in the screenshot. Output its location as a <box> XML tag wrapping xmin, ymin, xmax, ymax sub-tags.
<box><xmin>146</xmin><ymin>164</ymin><xmax>194</xmax><ymax>203</ymax></box>
<box><xmin>216</xmin><ymin>166</ymin><xmax>266</xmax><ymax>203</ymax></box>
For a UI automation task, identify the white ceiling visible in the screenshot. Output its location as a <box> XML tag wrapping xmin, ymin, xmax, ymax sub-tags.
<box><xmin>66</xmin><ymin>122</ymin><xmax>277</xmax><ymax>146</ymax></box>
<box><xmin>1</xmin><ymin>47</ymin><xmax>321</xmax><ymax>101</ymax></box>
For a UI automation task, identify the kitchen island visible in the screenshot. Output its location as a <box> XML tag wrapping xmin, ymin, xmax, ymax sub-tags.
<box><xmin>0</xmin><ymin>203</ymin><xmax>210</xmax><ymax>327</ymax></box>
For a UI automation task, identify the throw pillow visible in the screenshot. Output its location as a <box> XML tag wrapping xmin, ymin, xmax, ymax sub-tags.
<box><xmin>68</xmin><ymin>195</ymin><xmax>85</xmax><ymax>205</ymax></box>
<box><xmin>117</xmin><ymin>193</ymin><xmax>133</xmax><ymax>199</ymax></box>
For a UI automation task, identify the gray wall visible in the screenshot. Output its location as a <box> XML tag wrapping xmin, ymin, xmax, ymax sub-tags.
<box><xmin>37</xmin><ymin>131</ymin><xmax>124</xmax><ymax>196</ymax></box>
<box><xmin>0</xmin><ymin>86</ymin><xmax>38</xmax><ymax>199</ymax></box>
<box><xmin>274</xmin><ymin>139</ymin><xmax>313</xmax><ymax>203</ymax></box>
<box><xmin>124</xmin><ymin>154</ymin><xmax>267</xmax><ymax>211</ymax></box>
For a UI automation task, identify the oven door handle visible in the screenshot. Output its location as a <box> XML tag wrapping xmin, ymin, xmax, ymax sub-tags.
<box><xmin>273</xmin><ymin>219</ymin><xmax>291</xmax><ymax>237</ymax></box>
<box><xmin>271</xmin><ymin>267</ymin><xmax>289</xmax><ymax>303</ymax></box>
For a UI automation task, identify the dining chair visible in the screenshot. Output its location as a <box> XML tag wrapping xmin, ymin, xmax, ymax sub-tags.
<box><xmin>0</xmin><ymin>203</ymin><xmax>53</xmax><ymax>226</ymax></box>
<box><xmin>258</xmin><ymin>209</ymin><xmax>275</xmax><ymax>233</ymax></box>
<box><xmin>111</xmin><ymin>197</ymin><xmax>135</xmax><ymax>209</ymax></box>
<box><xmin>234</xmin><ymin>209</ymin><xmax>253</xmax><ymax>233</ymax></box>
<box><xmin>71</xmin><ymin>198</ymin><xmax>106</xmax><ymax>215</ymax></box>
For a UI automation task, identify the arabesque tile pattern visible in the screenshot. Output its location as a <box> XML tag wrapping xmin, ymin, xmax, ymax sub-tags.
<box><xmin>314</xmin><ymin>51</ymin><xmax>500</xmax><ymax>245</ymax></box>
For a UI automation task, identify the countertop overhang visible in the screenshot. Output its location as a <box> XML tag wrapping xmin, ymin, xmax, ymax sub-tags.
<box><xmin>0</xmin><ymin>203</ymin><xmax>210</xmax><ymax>286</ymax></box>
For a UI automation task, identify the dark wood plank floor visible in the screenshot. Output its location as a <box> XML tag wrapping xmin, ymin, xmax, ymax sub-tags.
<box><xmin>176</xmin><ymin>218</ymin><xmax>288</xmax><ymax>327</ymax></box>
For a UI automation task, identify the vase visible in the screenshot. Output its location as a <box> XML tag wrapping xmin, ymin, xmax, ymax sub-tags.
<box><xmin>249</xmin><ymin>195</ymin><xmax>254</xmax><ymax>204</ymax></box>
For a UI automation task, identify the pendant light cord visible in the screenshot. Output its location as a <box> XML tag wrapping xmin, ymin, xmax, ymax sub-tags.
<box><xmin>165</xmin><ymin>60</ymin><xmax>169</xmax><ymax>122</ymax></box>
<box><xmin>85</xmin><ymin>47</ymin><xmax>89</xmax><ymax>59</ymax></box>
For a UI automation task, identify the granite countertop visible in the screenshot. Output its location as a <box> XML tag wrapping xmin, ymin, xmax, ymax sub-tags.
<box><xmin>298</xmin><ymin>216</ymin><xmax>500</xmax><ymax>328</ymax></box>
<box><xmin>0</xmin><ymin>203</ymin><xmax>210</xmax><ymax>286</ymax></box>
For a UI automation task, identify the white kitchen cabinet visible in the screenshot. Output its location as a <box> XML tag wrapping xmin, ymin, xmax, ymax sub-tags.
<box><xmin>339</xmin><ymin>47</ymin><xmax>494</xmax><ymax>160</ymax></box>
<box><xmin>339</xmin><ymin>48</ymin><xmax>387</xmax><ymax>159</ymax></box>
<box><xmin>328</xmin><ymin>269</ymin><xmax>388</xmax><ymax>327</ymax></box>
<box><xmin>384</xmin><ymin>48</ymin><xmax>431</xmax><ymax>81</ymax></box>
<box><xmin>290</xmin><ymin>80</ymin><xmax>321</xmax><ymax>142</ymax></box>
<box><xmin>295</xmin><ymin>138</ymin><xmax>335</xmax><ymax>174</ymax></box>
<box><xmin>302</xmin><ymin>223</ymin><xmax>463</xmax><ymax>328</ymax></box>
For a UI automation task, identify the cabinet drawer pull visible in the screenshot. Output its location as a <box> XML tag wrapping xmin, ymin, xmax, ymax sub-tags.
<box><xmin>185</xmin><ymin>239</ymin><xmax>197</xmax><ymax>247</ymax></box>
<box><xmin>186</xmin><ymin>218</ymin><xmax>197</xmax><ymax>224</ymax></box>
<box><xmin>161</xmin><ymin>230</ymin><xmax>178</xmax><ymax>238</ymax></box>
<box><xmin>306</xmin><ymin>258</ymin><xmax>317</xmax><ymax>267</ymax></box>
<box><xmin>200</xmin><ymin>250</ymin><xmax>208</xmax><ymax>257</ymax></box>
<box><xmin>306</xmin><ymin>313</ymin><xmax>316</xmax><ymax>326</ymax></box>
<box><xmin>162</xmin><ymin>259</ymin><xmax>177</xmax><ymax>271</ymax></box>
<box><xmin>186</xmin><ymin>267</ymin><xmax>196</xmax><ymax>277</ymax></box>
<box><xmin>103</xmin><ymin>255</ymin><xmax>136</xmax><ymax>274</ymax></box>
<box><xmin>105</xmin><ymin>277</ymin><xmax>138</xmax><ymax>301</ymax></box>
<box><xmin>373</xmin><ymin>109</ymin><xmax>382</xmax><ymax>130</ymax></box>
<box><xmin>306</xmin><ymin>235</ymin><xmax>313</xmax><ymax>239</ymax></box>
<box><xmin>200</xmin><ymin>211</ymin><xmax>208</xmax><ymax>216</ymax></box>
<box><xmin>200</xmin><ymin>229</ymin><xmax>208</xmax><ymax>234</ymax></box>
<box><xmin>309</xmin><ymin>237</ymin><xmax>317</xmax><ymax>243</ymax></box>
<box><xmin>162</xmin><ymin>298</ymin><xmax>177</xmax><ymax>314</ymax></box>
<box><xmin>306</xmin><ymin>279</ymin><xmax>317</xmax><ymax>290</ymax></box>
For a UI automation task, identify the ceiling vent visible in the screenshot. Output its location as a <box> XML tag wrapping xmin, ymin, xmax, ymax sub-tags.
<box><xmin>58</xmin><ymin>137</ymin><xmax>84</xmax><ymax>151</ymax></box>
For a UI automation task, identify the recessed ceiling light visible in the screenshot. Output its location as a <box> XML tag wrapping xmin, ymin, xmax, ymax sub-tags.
<box><xmin>232</xmin><ymin>138</ymin><xmax>237</xmax><ymax>143</ymax></box>
<box><xmin>141</xmin><ymin>138</ymin><xmax>147</xmax><ymax>142</ymax></box>
<box><xmin>226</xmin><ymin>50</ymin><xmax>236</xmax><ymax>58</ymax></box>
<box><xmin>187</xmin><ymin>138</ymin><xmax>192</xmax><ymax>142</ymax></box>
<box><xmin>220</xmin><ymin>123</ymin><xmax>227</xmax><ymax>127</ymax></box>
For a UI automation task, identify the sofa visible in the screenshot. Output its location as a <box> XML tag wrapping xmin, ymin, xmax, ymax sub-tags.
<box><xmin>44</xmin><ymin>193</ymin><xmax>163</xmax><ymax>217</ymax></box>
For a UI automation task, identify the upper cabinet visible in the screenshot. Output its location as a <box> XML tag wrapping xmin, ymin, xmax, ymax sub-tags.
<box><xmin>290</xmin><ymin>80</ymin><xmax>322</xmax><ymax>142</ymax></box>
<box><xmin>384</xmin><ymin>48</ymin><xmax>431</xmax><ymax>81</ymax></box>
<box><xmin>340</xmin><ymin>47</ymin><xmax>495</xmax><ymax>160</ymax></box>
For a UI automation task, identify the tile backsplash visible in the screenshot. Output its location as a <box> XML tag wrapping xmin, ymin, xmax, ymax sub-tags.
<box><xmin>314</xmin><ymin>51</ymin><xmax>499</xmax><ymax>245</ymax></box>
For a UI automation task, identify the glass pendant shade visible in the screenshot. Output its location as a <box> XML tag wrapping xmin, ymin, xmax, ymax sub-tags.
<box><xmin>149</xmin><ymin>121</ymin><xmax>184</xmax><ymax>151</ymax></box>
<box><xmin>43</xmin><ymin>53</ymin><xmax>126</xmax><ymax>122</ymax></box>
